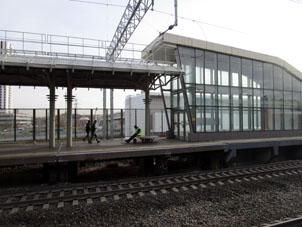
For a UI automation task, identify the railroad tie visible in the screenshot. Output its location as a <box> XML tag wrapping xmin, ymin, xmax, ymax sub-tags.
<box><xmin>235</xmin><ymin>179</ymin><xmax>241</xmax><ymax>183</ymax></box>
<box><xmin>107</xmin><ymin>186</ymin><xmax>113</xmax><ymax>191</ymax></box>
<box><xmin>72</xmin><ymin>200</ymin><xmax>79</xmax><ymax>206</ymax></box>
<box><xmin>181</xmin><ymin>186</ymin><xmax>188</xmax><ymax>191</ymax></box>
<box><xmin>5</xmin><ymin>197</ymin><xmax>13</xmax><ymax>203</ymax></box>
<box><xmin>95</xmin><ymin>187</ymin><xmax>101</xmax><ymax>193</ymax></box>
<box><xmin>257</xmin><ymin>175</ymin><xmax>264</xmax><ymax>179</ymax></box>
<box><xmin>291</xmin><ymin>171</ymin><xmax>298</xmax><ymax>175</ymax></box>
<box><xmin>251</xmin><ymin>177</ymin><xmax>258</xmax><ymax>181</ymax></box>
<box><xmin>160</xmin><ymin>189</ymin><xmax>167</xmax><ymax>194</ymax></box>
<box><xmin>87</xmin><ymin>198</ymin><xmax>93</xmax><ymax>205</ymax></box>
<box><xmin>128</xmin><ymin>184</ymin><xmax>134</xmax><ymax>189</ymax></box>
<box><xmin>118</xmin><ymin>185</ymin><xmax>124</xmax><ymax>190</ymax></box>
<box><xmin>209</xmin><ymin>182</ymin><xmax>215</xmax><ymax>187</ymax></box>
<box><xmin>199</xmin><ymin>183</ymin><xmax>207</xmax><ymax>188</ymax></box>
<box><xmin>60</xmin><ymin>191</ymin><xmax>65</xmax><ymax>197</ymax></box>
<box><xmin>10</xmin><ymin>207</ymin><xmax>19</xmax><ymax>215</ymax></box>
<box><xmin>20</xmin><ymin>195</ymin><xmax>27</xmax><ymax>202</ymax></box>
<box><xmin>166</xmin><ymin>179</ymin><xmax>173</xmax><ymax>184</ymax></box>
<box><xmin>72</xmin><ymin>190</ymin><xmax>77</xmax><ymax>196</ymax></box>
<box><xmin>218</xmin><ymin>181</ymin><xmax>224</xmax><ymax>186</ymax></box>
<box><xmin>139</xmin><ymin>183</ymin><xmax>145</xmax><ymax>187</ymax></box>
<box><xmin>57</xmin><ymin>201</ymin><xmax>64</xmax><ymax>208</ymax></box>
<box><xmin>266</xmin><ymin>174</ymin><xmax>272</xmax><ymax>178</ymax></box>
<box><xmin>172</xmin><ymin>187</ymin><xmax>179</xmax><ymax>193</ymax></box>
<box><xmin>243</xmin><ymin>177</ymin><xmax>250</xmax><ymax>182</ymax></box>
<box><xmin>138</xmin><ymin>192</ymin><xmax>145</xmax><ymax>197</ymax></box>
<box><xmin>33</xmin><ymin>194</ymin><xmax>39</xmax><ymax>200</ymax></box>
<box><xmin>84</xmin><ymin>189</ymin><xmax>89</xmax><ymax>194</ymax></box>
<box><xmin>148</xmin><ymin>182</ymin><xmax>155</xmax><ymax>186</ymax></box>
<box><xmin>25</xmin><ymin>206</ymin><xmax>33</xmax><ymax>212</ymax></box>
<box><xmin>273</xmin><ymin>173</ymin><xmax>279</xmax><ymax>177</ymax></box>
<box><xmin>113</xmin><ymin>195</ymin><xmax>120</xmax><ymax>201</ymax></box>
<box><xmin>190</xmin><ymin>176</ymin><xmax>198</xmax><ymax>181</ymax></box>
<box><xmin>150</xmin><ymin>190</ymin><xmax>157</xmax><ymax>196</ymax></box>
<box><xmin>228</xmin><ymin>180</ymin><xmax>234</xmax><ymax>184</ymax></box>
<box><xmin>126</xmin><ymin>193</ymin><xmax>133</xmax><ymax>199</ymax></box>
<box><xmin>183</xmin><ymin>177</ymin><xmax>189</xmax><ymax>182</ymax></box>
<box><xmin>47</xmin><ymin>193</ymin><xmax>53</xmax><ymax>199</ymax></box>
<box><xmin>100</xmin><ymin>197</ymin><xmax>107</xmax><ymax>202</ymax></box>
<box><xmin>42</xmin><ymin>203</ymin><xmax>49</xmax><ymax>209</ymax></box>
<box><xmin>191</xmin><ymin>185</ymin><xmax>198</xmax><ymax>190</ymax></box>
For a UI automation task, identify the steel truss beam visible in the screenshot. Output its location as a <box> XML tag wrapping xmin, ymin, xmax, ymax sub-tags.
<box><xmin>106</xmin><ymin>0</ymin><xmax>154</xmax><ymax>61</ymax></box>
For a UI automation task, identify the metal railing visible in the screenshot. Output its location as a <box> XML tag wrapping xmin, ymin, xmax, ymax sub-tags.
<box><xmin>0</xmin><ymin>108</ymin><xmax>169</xmax><ymax>142</ymax></box>
<box><xmin>0</xmin><ymin>29</ymin><xmax>175</xmax><ymax>65</ymax></box>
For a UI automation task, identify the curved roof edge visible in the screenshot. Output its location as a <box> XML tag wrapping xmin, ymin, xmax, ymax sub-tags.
<box><xmin>142</xmin><ymin>33</ymin><xmax>302</xmax><ymax>80</ymax></box>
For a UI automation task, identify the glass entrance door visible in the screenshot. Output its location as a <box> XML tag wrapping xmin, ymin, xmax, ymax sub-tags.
<box><xmin>173</xmin><ymin>111</ymin><xmax>186</xmax><ymax>140</ymax></box>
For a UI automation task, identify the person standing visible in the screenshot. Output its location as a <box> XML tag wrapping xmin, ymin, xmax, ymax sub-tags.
<box><xmin>83</xmin><ymin>120</ymin><xmax>91</xmax><ymax>142</ymax></box>
<box><xmin>125</xmin><ymin>125</ymin><xmax>142</xmax><ymax>143</ymax></box>
<box><xmin>90</xmin><ymin>120</ymin><xmax>100</xmax><ymax>143</ymax></box>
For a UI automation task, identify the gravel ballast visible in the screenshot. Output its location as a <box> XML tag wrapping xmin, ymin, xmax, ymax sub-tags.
<box><xmin>1</xmin><ymin>174</ymin><xmax>302</xmax><ymax>226</ymax></box>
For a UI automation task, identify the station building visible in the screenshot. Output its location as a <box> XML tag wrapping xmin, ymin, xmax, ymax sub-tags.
<box><xmin>143</xmin><ymin>34</ymin><xmax>302</xmax><ymax>141</ymax></box>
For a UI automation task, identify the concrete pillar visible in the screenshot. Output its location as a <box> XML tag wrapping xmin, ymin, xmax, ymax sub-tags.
<box><xmin>66</xmin><ymin>83</ymin><xmax>73</xmax><ymax>147</ymax></box>
<box><xmin>144</xmin><ymin>89</ymin><xmax>150</xmax><ymax>136</ymax></box>
<box><xmin>48</xmin><ymin>82</ymin><xmax>56</xmax><ymax>148</ymax></box>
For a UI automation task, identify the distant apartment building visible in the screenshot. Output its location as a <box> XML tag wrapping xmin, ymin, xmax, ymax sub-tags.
<box><xmin>0</xmin><ymin>85</ymin><xmax>12</xmax><ymax>110</ymax></box>
<box><xmin>125</xmin><ymin>92</ymin><xmax>168</xmax><ymax>137</ymax></box>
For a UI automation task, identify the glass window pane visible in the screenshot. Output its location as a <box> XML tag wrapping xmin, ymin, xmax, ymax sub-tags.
<box><xmin>274</xmin><ymin>66</ymin><xmax>283</xmax><ymax>90</ymax></box>
<box><xmin>292</xmin><ymin>77</ymin><xmax>300</xmax><ymax>92</ymax></box>
<box><xmin>293</xmin><ymin>110</ymin><xmax>301</xmax><ymax>130</ymax></box>
<box><xmin>253</xmin><ymin>61</ymin><xmax>263</xmax><ymax>88</ymax></box>
<box><xmin>283</xmin><ymin>71</ymin><xmax>292</xmax><ymax>91</ymax></box>
<box><xmin>218</xmin><ymin>87</ymin><xmax>230</xmax><ymax>107</ymax></box>
<box><xmin>264</xmin><ymin>90</ymin><xmax>274</xmax><ymax>108</ymax></box>
<box><xmin>264</xmin><ymin>63</ymin><xmax>274</xmax><ymax>89</ymax></box>
<box><xmin>179</xmin><ymin>46</ymin><xmax>194</xmax><ymax>84</ymax></box>
<box><xmin>231</xmin><ymin>88</ymin><xmax>240</xmax><ymax>107</ymax></box>
<box><xmin>284</xmin><ymin>91</ymin><xmax>292</xmax><ymax>108</ymax></box>
<box><xmin>274</xmin><ymin>109</ymin><xmax>283</xmax><ymax>130</ymax></box>
<box><xmin>253</xmin><ymin>89</ymin><xmax>263</xmax><ymax>108</ymax></box>
<box><xmin>284</xmin><ymin>109</ymin><xmax>292</xmax><ymax>130</ymax></box>
<box><xmin>230</xmin><ymin>56</ymin><xmax>241</xmax><ymax>87</ymax></box>
<box><xmin>242</xmin><ymin>88</ymin><xmax>252</xmax><ymax>107</ymax></box>
<box><xmin>205</xmin><ymin>107</ymin><xmax>217</xmax><ymax>132</ymax></box>
<box><xmin>195</xmin><ymin>50</ymin><xmax>204</xmax><ymax>84</ymax></box>
<box><xmin>264</xmin><ymin>108</ymin><xmax>274</xmax><ymax>130</ymax></box>
<box><xmin>172</xmin><ymin>93</ymin><xmax>178</xmax><ymax>108</ymax></box>
<box><xmin>219</xmin><ymin>107</ymin><xmax>230</xmax><ymax>131</ymax></box>
<box><xmin>218</xmin><ymin>54</ymin><xmax>229</xmax><ymax>86</ymax></box>
<box><xmin>243</xmin><ymin>108</ymin><xmax>252</xmax><ymax>130</ymax></box>
<box><xmin>179</xmin><ymin>93</ymin><xmax>184</xmax><ymax>109</ymax></box>
<box><xmin>242</xmin><ymin>59</ymin><xmax>253</xmax><ymax>88</ymax></box>
<box><xmin>293</xmin><ymin>92</ymin><xmax>301</xmax><ymax>109</ymax></box>
<box><xmin>205</xmin><ymin>51</ymin><xmax>217</xmax><ymax>85</ymax></box>
<box><xmin>231</xmin><ymin>108</ymin><xmax>240</xmax><ymax>131</ymax></box>
<box><xmin>274</xmin><ymin>91</ymin><xmax>283</xmax><ymax>108</ymax></box>
<box><xmin>196</xmin><ymin>108</ymin><xmax>204</xmax><ymax>132</ymax></box>
<box><xmin>163</xmin><ymin>91</ymin><xmax>171</xmax><ymax>108</ymax></box>
<box><xmin>254</xmin><ymin>108</ymin><xmax>262</xmax><ymax>130</ymax></box>
<box><xmin>205</xmin><ymin>85</ymin><xmax>216</xmax><ymax>106</ymax></box>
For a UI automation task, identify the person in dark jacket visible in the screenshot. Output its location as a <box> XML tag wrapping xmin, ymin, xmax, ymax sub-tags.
<box><xmin>125</xmin><ymin>125</ymin><xmax>142</xmax><ymax>143</ymax></box>
<box><xmin>90</xmin><ymin>120</ymin><xmax>100</xmax><ymax>143</ymax></box>
<box><xmin>83</xmin><ymin>120</ymin><xmax>91</xmax><ymax>142</ymax></box>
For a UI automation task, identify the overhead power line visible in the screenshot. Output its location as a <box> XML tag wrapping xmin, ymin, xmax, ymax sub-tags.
<box><xmin>69</xmin><ymin>0</ymin><xmax>244</xmax><ymax>35</ymax></box>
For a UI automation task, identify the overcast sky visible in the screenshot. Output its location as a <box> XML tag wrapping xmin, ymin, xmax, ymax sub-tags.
<box><xmin>1</xmin><ymin>0</ymin><xmax>301</xmax><ymax>108</ymax></box>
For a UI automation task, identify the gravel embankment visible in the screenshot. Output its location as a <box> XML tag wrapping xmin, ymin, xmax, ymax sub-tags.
<box><xmin>1</xmin><ymin>174</ymin><xmax>302</xmax><ymax>226</ymax></box>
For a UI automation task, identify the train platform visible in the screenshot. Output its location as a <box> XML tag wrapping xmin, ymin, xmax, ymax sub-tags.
<box><xmin>1</xmin><ymin>136</ymin><xmax>302</xmax><ymax>167</ymax></box>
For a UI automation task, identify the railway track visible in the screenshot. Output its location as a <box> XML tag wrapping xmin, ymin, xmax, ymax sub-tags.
<box><xmin>1</xmin><ymin>160</ymin><xmax>302</xmax><ymax>215</ymax></box>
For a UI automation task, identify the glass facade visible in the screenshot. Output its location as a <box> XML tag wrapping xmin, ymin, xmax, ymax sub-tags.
<box><xmin>171</xmin><ymin>46</ymin><xmax>302</xmax><ymax>135</ymax></box>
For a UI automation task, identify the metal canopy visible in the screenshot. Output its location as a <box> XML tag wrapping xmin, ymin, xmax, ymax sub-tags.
<box><xmin>0</xmin><ymin>55</ymin><xmax>182</xmax><ymax>90</ymax></box>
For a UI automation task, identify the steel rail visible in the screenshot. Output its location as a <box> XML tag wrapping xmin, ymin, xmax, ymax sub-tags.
<box><xmin>1</xmin><ymin>161</ymin><xmax>302</xmax><ymax>213</ymax></box>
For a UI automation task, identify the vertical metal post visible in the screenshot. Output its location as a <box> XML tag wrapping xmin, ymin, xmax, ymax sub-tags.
<box><xmin>121</xmin><ymin>109</ymin><xmax>123</xmax><ymax>138</ymax></box>
<box><xmin>161</xmin><ymin>109</ymin><xmax>163</xmax><ymax>133</ymax></box>
<box><xmin>33</xmin><ymin>109</ymin><xmax>36</xmax><ymax>142</ymax></box>
<box><xmin>66</xmin><ymin>79</ymin><xmax>73</xmax><ymax>147</ymax></box>
<box><xmin>106</xmin><ymin>109</ymin><xmax>109</xmax><ymax>139</ymax></box>
<box><xmin>103</xmin><ymin>89</ymin><xmax>106</xmax><ymax>138</ymax></box>
<box><xmin>145</xmin><ymin>89</ymin><xmax>151</xmax><ymax>136</ymax></box>
<box><xmin>135</xmin><ymin>109</ymin><xmax>137</xmax><ymax>126</ymax></box>
<box><xmin>74</xmin><ymin>109</ymin><xmax>77</xmax><ymax>139</ymax></box>
<box><xmin>48</xmin><ymin>81</ymin><xmax>56</xmax><ymax>148</ymax></box>
<box><xmin>90</xmin><ymin>109</ymin><xmax>93</xmax><ymax>122</ymax></box>
<box><xmin>57</xmin><ymin>109</ymin><xmax>60</xmax><ymax>140</ymax></box>
<box><xmin>14</xmin><ymin>109</ymin><xmax>16</xmax><ymax>142</ymax></box>
<box><xmin>160</xmin><ymin>79</ymin><xmax>171</xmax><ymax>130</ymax></box>
<box><xmin>110</xmin><ymin>89</ymin><xmax>114</xmax><ymax>138</ymax></box>
<box><xmin>45</xmin><ymin>109</ymin><xmax>48</xmax><ymax>141</ymax></box>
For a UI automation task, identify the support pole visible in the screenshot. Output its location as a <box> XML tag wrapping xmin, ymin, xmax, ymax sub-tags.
<box><xmin>103</xmin><ymin>89</ymin><xmax>107</xmax><ymax>138</ymax></box>
<box><xmin>48</xmin><ymin>81</ymin><xmax>56</xmax><ymax>148</ymax></box>
<box><xmin>66</xmin><ymin>76</ymin><xmax>73</xmax><ymax>147</ymax></box>
<box><xmin>110</xmin><ymin>89</ymin><xmax>114</xmax><ymax>138</ymax></box>
<box><xmin>144</xmin><ymin>89</ymin><xmax>151</xmax><ymax>136</ymax></box>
